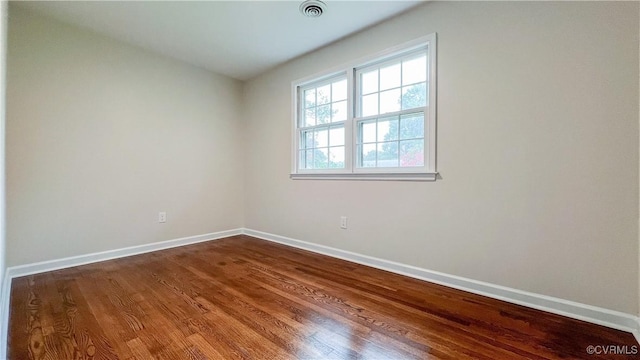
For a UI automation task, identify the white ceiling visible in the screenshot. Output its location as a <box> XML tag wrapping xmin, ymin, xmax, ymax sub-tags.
<box><xmin>15</xmin><ymin>1</ymin><xmax>425</xmax><ymax>81</ymax></box>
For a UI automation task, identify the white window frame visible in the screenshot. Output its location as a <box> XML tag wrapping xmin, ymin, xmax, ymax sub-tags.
<box><xmin>295</xmin><ymin>73</ymin><xmax>352</xmax><ymax>174</ymax></box>
<box><xmin>291</xmin><ymin>33</ymin><xmax>437</xmax><ymax>181</ymax></box>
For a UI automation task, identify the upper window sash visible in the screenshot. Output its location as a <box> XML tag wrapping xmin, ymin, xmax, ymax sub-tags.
<box><xmin>298</xmin><ymin>74</ymin><xmax>349</xmax><ymax>129</ymax></box>
<box><xmin>355</xmin><ymin>47</ymin><xmax>429</xmax><ymax>118</ymax></box>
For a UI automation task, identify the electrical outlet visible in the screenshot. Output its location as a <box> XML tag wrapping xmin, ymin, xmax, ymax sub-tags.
<box><xmin>340</xmin><ymin>216</ymin><xmax>347</xmax><ymax>229</ymax></box>
<box><xmin>158</xmin><ymin>212</ymin><xmax>167</xmax><ymax>223</ymax></box>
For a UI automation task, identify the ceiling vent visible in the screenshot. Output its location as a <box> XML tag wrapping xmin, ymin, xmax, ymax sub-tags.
<box><xmin>299</xmin><ymin>0</ymin><xmax>326</xmax><ymax>18</ymax></box>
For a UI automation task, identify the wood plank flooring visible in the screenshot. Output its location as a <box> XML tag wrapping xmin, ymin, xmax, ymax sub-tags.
<box><xmin>7</xmin><ymin>235</ymin><xmax>639</xmax><ymax>359</ymax></box>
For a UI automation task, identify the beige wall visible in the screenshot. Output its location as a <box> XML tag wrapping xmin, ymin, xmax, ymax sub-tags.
<box><xmin>6</xmin><ymin>6</ymin><xmax>244</xmax><ymax>266</ymax></box>
<box><xmin>0</xmin><ymin>0</ymin><xmax>6</xmax><ymax>286</ymax></box>
<box><xmin>243</xmin><ymin>1</ymin><xmax>640</xmax><ymax>313</ymax></box>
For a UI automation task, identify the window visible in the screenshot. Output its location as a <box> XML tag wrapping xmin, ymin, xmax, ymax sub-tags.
<box><xmin>298</xmin><ymin>76</ymin><xmax>348</xmax><ymax>170</ymax></box>
<box><xmin>292</xmin><ymin>34</ymin><xmax>437</xmax><ymax>181</ymax></box>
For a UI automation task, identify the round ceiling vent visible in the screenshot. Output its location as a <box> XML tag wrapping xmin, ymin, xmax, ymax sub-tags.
<box><xmin>299</xmin><ymin>0</ymin><xmax>326</xmax><ymax>18</ymax></box>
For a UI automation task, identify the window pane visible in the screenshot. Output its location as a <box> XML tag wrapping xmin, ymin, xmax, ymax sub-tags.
<box><xmin>332</xmin><ymin>79</ymin><xmax>347</xmax><ymax>101</ymax></box>
<box><xmin>377</xmin><ymin>117</ymin><xmax>398</xmax><ymax>142</ymax></box>
<box><xmin>304</xmin><ymin>88</ymin><xmax>316</xmax><ymax>108</ymax></box>
<box><xmin>329</xmin><ymin>126</ymin><xmax>345</xmax><ymax>146</ymax></box>
<box><xmin>362</xmin><ymin>93</ymin><xmax>378</xmax><ymax>117</ymax></box>
<box><xmin>317</xmin><ymin>104</ymin><xmax>330</xmax><ymax>124</ymax></box>
<box><xmin>317</xmin><ymin>84</ymin><xmax>331</xmax><ymax>105</ymax></box>
<box><xmin>304</xmin><ymin>108</ymin><xmax>315</xmax><ymax>127</ymax></box>
<box><xmin>400</xmin><ymin>140</ymin><xmax>424</xmax><ymax>167</ymax></box>
<box><xmin>315</xmin><ymin>128</ymin><xmax>328</xmax><ymax>148</ymax></box>
<box><xmin>361</xmin><ymin>143</ymin><xmax>376</xmax><ymax>168</ymax></box>
<box><xmin>401</xmin><ymin>83</ymin><xmax>426</xmax><ymax>110</ymax></box>
<box><xmin>361</xmin><ymin>70</ymin><xmax>378</xmax><ymax>95</ymax></box>
<box><xmin>377</xmin><ymin>142</ymin><xmax>398</xmax><ymax>167</ymax></box>
<box><xmin>314</xmin><ymin>148</ymin><xmax>329</xmax><ymax>168</ymax></box>
<box><xmin>305</xmin><ymin>150</ymin><xmax>314</xmax><ymax>169</ymax></box>
<box><xmin>332</xmin><ymin>100</ymin><xmax>347</xmax><ymax>122</ymax></box>
<box><xmin>379</xmin><ymin>88</ymin><xmax>401</xmax><ymax>114</ymax></box>
<box><xmin>380</xmin><ymin>63</ymin><xmax>401</xmax><ymax>91</ymax></box>
<box><xmin>299</xmin><ymin>150</ymin><xmax>306</xmax><ymax>169</ymax></box>
<box><xmin>302</xmin><ymin>130</ymin><xmax>314</xmax><ymax>149</ymax></box>
<box><xmin>402</xmin><ymin>55</ymin><xmax>427</xmax><ymax>85</ymax></box>
<box><xmin>360</xmin><ymin>120</ymin><xmax>376</xmax><ymax>143</ymax></box>
<box><xmin>400</xmin><ymin>113</ymin><xmax>424</xmax><ymax>140</ymax></box>
<box><xmin>329</xmin><ymin>146</ymin><xmax>345</xmax><ymax>168</ymax></box>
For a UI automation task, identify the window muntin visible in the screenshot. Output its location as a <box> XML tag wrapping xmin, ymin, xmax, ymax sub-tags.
<box><xmin>358</xmin><ymin>52</ymin><xmax>427</xmax><ymax>117</ymax></box>
<box><xmin>298</xmin><ymin>124</ymin><xmax>346</xmax><ymax>170</ymax></box>
<box><xmin>292</xmin><ymin>34</ymin><xmax>436</xmax><ymax>180</ymax></box>
<box><xmin>356</xmin><ymin>112</ymin><xmax>425</xmax><ymax>168</ymax></box>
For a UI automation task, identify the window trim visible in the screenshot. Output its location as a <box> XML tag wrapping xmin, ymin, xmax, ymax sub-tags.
<box><xmin>291</xmin><ymin>33</ymin><xmax>437</xmax><ymax>181</ymax></box>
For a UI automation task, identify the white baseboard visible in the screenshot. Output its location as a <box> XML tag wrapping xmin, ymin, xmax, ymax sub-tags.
<box><xmin>243</xmin><ymin>228</ymin><xmax>640</xmax><ymax>338</ymax></box>
<box><xmin>6</xmin><ymin>228</ymin><xmax>242</xmax><ymax>279</ymax></box>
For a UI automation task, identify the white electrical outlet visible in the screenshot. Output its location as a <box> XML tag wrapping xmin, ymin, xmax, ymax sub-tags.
<box><xmin>158</xmin><ymin>212</ymin><xmax>167</xmax><ymax>223</ymax></box>
<box><xmin>340</xmin><ymin>216</ymin><xmax>347</xmax><ymax>229</ymax></box>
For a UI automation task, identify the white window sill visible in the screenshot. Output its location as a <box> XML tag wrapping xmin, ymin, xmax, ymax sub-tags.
<box><xmin>290</xmin><ymin>172</ymin><xmax>438</xmax><ymax>181</ymax></box>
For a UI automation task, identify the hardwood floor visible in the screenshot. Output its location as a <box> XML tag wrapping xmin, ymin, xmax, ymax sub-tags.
<box><xmin>7</xmin><ymin>235</ymin><xmax>639</xmax><ymax>359</ymax></box>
